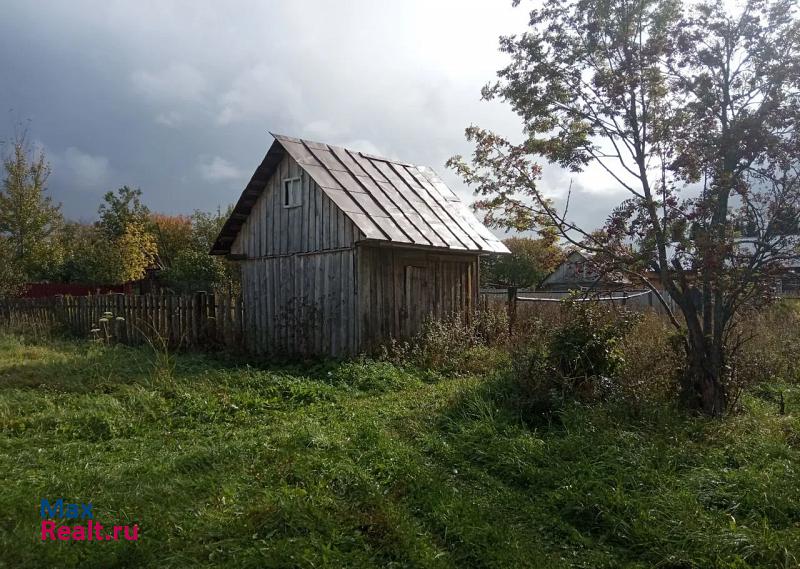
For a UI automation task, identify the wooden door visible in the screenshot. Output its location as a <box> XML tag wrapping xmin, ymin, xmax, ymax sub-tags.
<box><xmin>403</xmin><ymin>264</ymin><xmax>431</xmax><ymax>338</ymax></box>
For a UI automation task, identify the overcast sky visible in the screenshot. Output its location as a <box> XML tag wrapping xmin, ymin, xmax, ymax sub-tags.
<box><xmin>0</xmin><ymin>0</ymin><xmax>626</xmax><ymax>231</ymax></box>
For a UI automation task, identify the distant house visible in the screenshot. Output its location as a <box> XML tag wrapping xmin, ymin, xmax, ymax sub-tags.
<box><xmin>732</xmin><ymin>239</ymin><xmax>800</xmax><ymax>294</ymax></box>
<box><xmin>20</xmin><ymin>282</ymin><xmax>125</xmax><ymax>299</ymax></box>
<box><xmin>19</xmin><ymin>268</ymin><xmax>162</xmax><ymax>299</ymax></box>
<box><xmin>539</xmin><ymin>251</ymin><xmax>630</xmax><ymax>292</ymax></box>
<box><xmin>540</xmin><ymin>243</ymin><xmax>800</xmax><ymax>295</ymax></box>
<box><xmin>211</xmin><ymin>134</ymin><xmax>509</xmax><ymax>356</ymax></box>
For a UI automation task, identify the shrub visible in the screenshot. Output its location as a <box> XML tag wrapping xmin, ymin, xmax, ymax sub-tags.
<box><xmin>472</xmin><ymin>305</ymin><xmax>510</xmax><ymax>346</ymax></box>
<box><xmin>736</xmin><ymin>301</ymin><xmax>800</xmax><ymax>385</ymax></box>
<box><xmin>616</xmin><ymin>312</ymin><xmax>683</xmax><ymax>405</ymax></box>
<box><xmin>413</xmin><ymin>314</ymin><xmax>482</xmax><ymax>373</ymax></box>
<box><xmin>510</xmin><ymin>301</ymin><xmax>639</xmax><ymax>415</ymax></box>
<box><xmin>458</xmin><ymin>344</ymin><xmax>512</xmax><ymax>377</ymax></box>
<box><xmin>382</xmin><ymin>308</ymin><xmax>510</xmax><ymax>376</ymax></box>
<box><xmin>386</xmin><ymin>296</ymin><xmax>799</xmax><ymax>416</ymax></box>
<box><xmin>0</xmin><ymin>309</ymin><xmax>62</xmax><ymax>343</ymax></box>
<box><xmin>549</xmin><ymin>300</ymin><xmax>636</xmax><ymax>384</ymax></box>
<box><xmin>511</xmin><ymin>302</ymin><xmax>567</xmax><ymax>345</ymax></box>
<box><xmin>508</xmin><ymin>342</ymin><xmax>558</xmax><ymax>417</ymax></box>
<box><xmin>726</xmin><ymin>300</ymin><xmax>800</xmax><ymax>409</ymax></box>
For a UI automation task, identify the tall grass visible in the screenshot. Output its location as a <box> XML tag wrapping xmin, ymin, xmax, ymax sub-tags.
<box><xmin>0</xmin><ymin>333</ymin><xmax>798</xmax><ymax>567</ymax></box>
<box><xmin>381</xmin><ymin>309</ymin><xmax>511</xmax><ymax>376</ymax></box>
<box><xmin>0</xmin><ymin>309</ymin><xmax>62</xmax><ymax>344</ymax></box>
<box><xmin>392</xmin><ymin>298</ymin><xmax>800</xmax><ymax>418</ymax></box>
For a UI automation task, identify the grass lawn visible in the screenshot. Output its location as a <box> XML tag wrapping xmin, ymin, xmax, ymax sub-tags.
<box><xmin>0</xmin><ymin>334</ymin><xmax>798</xmax><ymax>568</ymax></box>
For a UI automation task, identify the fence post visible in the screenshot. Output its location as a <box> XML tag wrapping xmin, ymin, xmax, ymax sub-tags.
<box><xmin>167</xmin><ymin>295</ymin><xmax>175</xmax><ymax>348</ymax></box>
<box><xmin>507</xmin><ymin>286</ymin><xmax>518</xmax><ymax>335</ymax></box>
<box><xmin>207</xmin><ymin>292</ymin><xmax>216</xmax><ymax>344</ymax></box>
<box><xmin>115</xmin><ymin>294</ymin><xmax>125</xmax><ymax>343</ymax></box>
<box><xmin>236</xmin><ymin>294</ymin><xmax>244</xmax><ymax>348</ymax></box>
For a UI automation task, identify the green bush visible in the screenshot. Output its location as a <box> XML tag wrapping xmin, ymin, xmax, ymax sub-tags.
<box><xmin>736</xmin><ymin>301</ymin><xmax>800</xmax><ymax>385</ymax></box>
<box><xmin>508</xmin><ymin>342</ymin><xmax>558</xmax><ymax>417</ymax></box>
<box><xmin>382</xmin><ymin>308</ymin><xmax>510</xmax><ymax>376</ymax></box>
<box><xmin>616</xmin><ymin>311</ymin><xmax>683</xmax><ymax>405</ymax></box>
<box><xmin>510</xmin><ymin>301</ymin><xmax>639</xmax><ymax>415</ymax></box>
<box><xmin>549</xmin><ymin>300</ymin><xmax>637</xmax><ymax>383</ymax></box>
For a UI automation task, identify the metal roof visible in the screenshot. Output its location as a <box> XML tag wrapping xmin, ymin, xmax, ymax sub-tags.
<box><xmin>211</xmin><ymin>133</ymin><xmax>510</xmax><ymax>255</ymax></box>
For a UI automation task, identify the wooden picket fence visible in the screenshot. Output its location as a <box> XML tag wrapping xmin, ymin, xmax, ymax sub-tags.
<box><xmin>0</xmin><ymin>293</ymin><xmax>244</xmax><ymax>349</ymax></box>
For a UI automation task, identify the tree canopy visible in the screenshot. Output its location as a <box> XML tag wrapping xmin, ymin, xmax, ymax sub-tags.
<box><xmin>0</xmin><ymin>138</ymin><xmax>238</xmax><ymax>293</ymax></box>
<box><xmin>450</xmin><ymin>0</ymin><xmax>800</xmax><ymax>415</ymax></box>
<box><xmin>0</xmin><ymin>137</ymin><xmax>63</xmax><ymax>291</ymax></box>
<box><xmin>97</xmin><ymin>186</ymin><xmax>150</xmax><ymax>239</ymax></box>
<box><xmin>482</xmin><ymin>235</ymin><xmax>562</xmax><ymax>288</ymax></box>
<box><xmin>157</xmin><ymin>208</ymin><xmax>239</xmax><ymax>293</ymax></box>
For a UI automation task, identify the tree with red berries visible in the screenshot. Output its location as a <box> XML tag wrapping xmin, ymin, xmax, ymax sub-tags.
<box><xmin>450</xmin><ymin>0</ymin><xmax>800</xmax><ymax>415</ymax></box>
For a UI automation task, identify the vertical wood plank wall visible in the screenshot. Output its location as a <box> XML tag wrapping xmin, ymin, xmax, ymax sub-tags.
<box><xmin>230</xmin><ymin>152</ymin><xmax>482</xmax><ymax>356</ymax></box>
<box><xmin>232</xmin><ymin>151</ymin><xmax>364</xmax><ymax>356</ymax></box>
<box><xmin>240</xmin><ymin>250</ymin><xmax>356</xmax><ymax>356</ymax></box>
<box><xmin>230</xmin><ymin>153</ymin><xmax>362</xmax><ymax>257</ymax></box>
<box><xmin>239</xmin><ymin>244</ymin><xmax>479</xmax><ymax>356</ymax></box>
<box><xmin>356</xmin><ymin>245</ymin><xmax>479</xmax><ymax>352</ymax></box>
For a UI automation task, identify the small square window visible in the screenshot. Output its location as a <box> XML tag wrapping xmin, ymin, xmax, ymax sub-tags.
<box><xmin>283</xmin><ymin>177</ymin><xmax>302</xmax><ymax>207</ymax></box>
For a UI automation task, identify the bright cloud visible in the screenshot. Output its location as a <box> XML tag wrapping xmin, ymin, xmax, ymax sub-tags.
<box><xmin>216</xmin><ymin>64</ymin><xmax>305</xmax><ymax>126</ymax></box>
<box><xmin>198</xmin><ymin>156</ymin><xmax>244</xmax><ymax>181</ymax></box>
<box><xmin>130</xmin><ymin>63</ymin><xmax>208</xmax><ymax>104</ymax></box>
<box><xmin>52</xmin><ymin>147</ymin><xmax>112</xmax><ymax>190</ymax></box>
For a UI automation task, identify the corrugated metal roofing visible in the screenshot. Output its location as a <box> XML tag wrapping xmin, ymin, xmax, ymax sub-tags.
<box><xmin>211</xmin><ymin>133</ymin><xmax>510</xmax><ymax>255</ymax></box>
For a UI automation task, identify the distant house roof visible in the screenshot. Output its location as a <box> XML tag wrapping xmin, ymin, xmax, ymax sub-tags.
<box><xmin>732</xmin><ymin>238</ymin><xmax>800</xmax><ymax>269</ymax></box>
<box><xmin>539</xmin><ymin>250</ymin><xmax>630</xmax><ymax>289</ymax></box>
<box><xmin>211</xmin><ymin>133</ymin><xmax>510</xmax><ymax>255</ymax></box>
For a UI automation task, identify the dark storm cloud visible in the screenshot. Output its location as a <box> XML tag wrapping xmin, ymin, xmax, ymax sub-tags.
<box><xmin>0</xmin><ymin>0</ymin><xmax>622</xmax><ymax>230</ymax></box>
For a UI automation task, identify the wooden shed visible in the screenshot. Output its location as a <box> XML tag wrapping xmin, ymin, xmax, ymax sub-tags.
<box><xmin>211</xmin><ymin>134</ymin><xmax>509</xmax><ymax>356</ymax></box>
<box><xmin>539</xmin><ymin>251</ymin><xmax>631</xmax><ymax>292</ymax></box>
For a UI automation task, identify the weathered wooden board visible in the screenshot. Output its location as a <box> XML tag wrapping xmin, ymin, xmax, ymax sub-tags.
<box><xmin>355</xmin><ymin>245</ymin><xmax>480</xmax><ymax>350</ymax></box>
<box><xmin>230</xmin><ymin>152</ymin><xmax>363</xmax><ymax>258</ymax></box>
<box><xmin>238</xmin><ymin>249</ymin><xmax>357</xmax><ymax>356</ymax></box>
<box><xmin>0</xmin><ymin>293</ymin><xmax>243</xmax><ymax>349</ymax></box>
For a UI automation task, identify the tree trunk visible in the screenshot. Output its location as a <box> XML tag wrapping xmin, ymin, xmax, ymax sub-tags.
<box><xmin>681</xmin><ymin>333</ymin><xmax>727</xmax><ymax>416</ymax></box>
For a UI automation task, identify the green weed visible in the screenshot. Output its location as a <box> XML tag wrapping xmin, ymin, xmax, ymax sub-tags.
<box><xmin>0</xmin><ymin>334</ymin><xmax>797</xmax><ymax>568</ymax></box>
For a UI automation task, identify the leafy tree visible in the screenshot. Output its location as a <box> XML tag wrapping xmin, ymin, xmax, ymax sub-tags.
<box><xmin>482</xmin><ymin>236</ymin><xmax>561</xmax><ymax>288</ymax></box>
<box><xmin>84</xmin><ymin>186</ymin><xmax>157</xmax><ymax>284</ymax></box>
<box><xmin>449</xmin><ymin>0</ymin><xmax>800</xmax><ymax>415</ymax></box>
<box><xmin>56</xmin><ymin>222</ymin><xmax>105</xmax><ymax>283</ymax></box>
<box><xmin>151</xmin><ymin>214</ymin><xmax>193</xmax><ymax>270</ymax></box>
<box><xmin>59</xmin><ymin>206</ymin><xmax>236</xmax><ymax>290</ymax></box>
<box><xmin>159</xmin><ymin>208</ymin><xmax>239</xmax><ymax>293</ymax></box>
<box><xmin>0</xmin><ymin>237</ymin><xmax>24</xmax><ymax>297</ymax></box>
<box><xmin>112</xmin><ymin>222</ymin><xmax>158</xmax><ymax>283</ymax></box>
<box><xmin>97</xmin><ymin>186</ymin><xmax>150</xmax><ymax>239</ymax></box>
<box><xmin>58</xmin><ymin>221</ymin><xmax>157</xmax><ymax>285</ymax></box>
<box><xmin>0</xmin><ymin>136</ymin><xmax>63</xmax><ymax>282</ymax></box>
